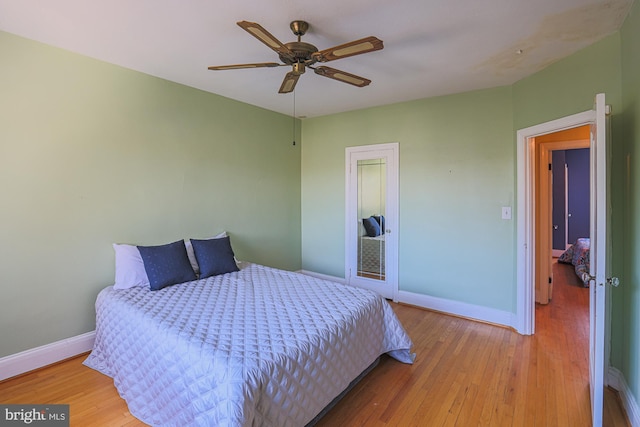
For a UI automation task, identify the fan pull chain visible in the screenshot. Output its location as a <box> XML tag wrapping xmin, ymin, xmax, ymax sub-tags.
<box><xmin>292</xmin><ymin>90</ymin><xmax>296</xmax><ymax>146</ymax></box>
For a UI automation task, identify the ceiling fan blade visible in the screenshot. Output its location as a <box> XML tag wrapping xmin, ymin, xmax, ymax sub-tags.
<box><xmin>278</xmin><ymin>72</ymin><xmax>300</xmax><ymax>93</ymax></box>
<box><xmin>237</xmin><ymin>21</ymin><xmax>295</xmax><ymax>60</ymax></box>
<box><xmin>312</xmin><ymin>36</ymin><xmax>383</xmax><ymax>62</ymax></box>
<box><xmin>313</xmin><ymin>66</ymin><xmax>371</xmax><ymax>87</ymax></box>
<box><xmin>208</xmin><ymin>62</ymin><xmax>282</xmax><ymax>71</ymax></box>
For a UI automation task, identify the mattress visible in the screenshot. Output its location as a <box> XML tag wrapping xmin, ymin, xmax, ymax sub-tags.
<box><xmin>84</xmin><ymin>262</ymin><xmax>414</xmax><ymax>426</ymax></box>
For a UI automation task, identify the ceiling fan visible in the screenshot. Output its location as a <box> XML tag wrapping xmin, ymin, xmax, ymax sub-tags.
<box><xmin>208</xmin><ymin>20</ymin><xmax>384</xmax><ymax>93</ymax></box>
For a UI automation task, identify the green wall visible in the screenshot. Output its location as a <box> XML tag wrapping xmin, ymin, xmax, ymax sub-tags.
<box><xmin>302</xmin><ymin>87</ymin><xmax>516</xmax><ymax>312</ymax></box>
<box><xmin>0</xmin><ymin>31</ymin><xmax>301</xmax><ymax>358</ymax></box>
<box><xmin>512</xmin><ymin>34</ymin><xmax>622</xmax><ymax>130</ymax></box>
<box><xmin>620</xmin><ymin>0</ymin><xmax>640</xmax><ymax>409</ymax></box>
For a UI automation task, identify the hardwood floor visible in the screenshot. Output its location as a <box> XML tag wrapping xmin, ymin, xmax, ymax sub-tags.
<box><xmin>0</xmin><ymin>262</ymin><xmax>630</xmax><ymax>426</ymax></box>
<box><xmin>318</xmin><ymin>260</ymin><xmax>628</xmax><ymax>426</ymax></box>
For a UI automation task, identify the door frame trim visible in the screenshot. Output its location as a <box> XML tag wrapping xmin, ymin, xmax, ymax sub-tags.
<box><xmin>516</xmin><ymin>111</ymin><xmax>594</xmax><ymax>335</ymax></box>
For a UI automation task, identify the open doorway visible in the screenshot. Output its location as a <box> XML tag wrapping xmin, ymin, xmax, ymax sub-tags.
<box><xmin>534</xmin><ymin>125</ymin><xmax>590</xmax><ymax>306</ymax></box>
<box><xmin>517</xmin><ymin>94</ymin><xmax>610</xmax><ymax>424</ymax></box>
<box><xmin>531</xmin><ymin>125</ymin><xmax>593</xmax><ymax>423</ymax></box>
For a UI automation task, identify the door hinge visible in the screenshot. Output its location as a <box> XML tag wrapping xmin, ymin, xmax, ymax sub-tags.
<box><xmin>549</xmin><ymin>276</ymin><xmax>553</xmax><ymax>284</ymax></box>
<box><xmin>549</xmin><ymin>163</ymin><xmax>552</xmax><ymax>171</ymax></box>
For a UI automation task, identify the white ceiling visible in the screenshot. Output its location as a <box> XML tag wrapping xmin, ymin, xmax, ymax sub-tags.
<box><xmin>0</xmin><ymin>0</ymin><xmax>633</xmax><ymax>118</ymax></box>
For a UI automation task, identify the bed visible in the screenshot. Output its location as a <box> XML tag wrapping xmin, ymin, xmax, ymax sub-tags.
<box><xmin>84</xmin><ymin>258</ymin><xmax>414</xmax><ymax>426</ymax></box>
<box><xmin>558</xmin><ymin>237</ymin><xmax>591</xmax><ymax>286</ymax></box>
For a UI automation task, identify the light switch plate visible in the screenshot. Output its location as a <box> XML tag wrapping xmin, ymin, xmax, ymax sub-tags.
<box><xmin>501</xmin><ymin>207</ymin><xmax>512</xmax><ymax>220</ymax></box>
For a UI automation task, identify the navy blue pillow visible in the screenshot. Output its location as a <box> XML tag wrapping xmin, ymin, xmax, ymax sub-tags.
<box><xmin>137</xmin><ymin>240</ymin><xmax>197</xmax><ymax>291</ymax></box>
<box><xmin>362</xmin><ymin>216</ymin><xmax>381</xmax><ymax>237</ymax></box>
<box><xmin>373</xmin><ymin>215</ymin><xmax>385</xmax><ymax>235</ymax></box>
<box><xmin>190</xmin><ymin>236</ymin><xmax>239</xmax><ymax>279</ymax></box>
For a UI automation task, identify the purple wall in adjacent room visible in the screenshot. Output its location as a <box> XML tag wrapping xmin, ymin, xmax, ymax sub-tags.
<box><xmin>552</xmin><ymin>148</ymin><xmax>590</xmax><ymax>251</ymax></box>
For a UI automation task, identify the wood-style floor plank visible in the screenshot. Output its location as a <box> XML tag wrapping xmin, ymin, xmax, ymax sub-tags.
<box><xmin>0</xmin><ymin>260</ymin><xmax>630</xmax><ymax>426</ymax></box>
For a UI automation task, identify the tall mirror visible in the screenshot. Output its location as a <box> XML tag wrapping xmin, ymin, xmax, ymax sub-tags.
<box><xmin>357</xmin><ymin>158</ymin><xmax>386</xmax><ymax>280</ymax></box>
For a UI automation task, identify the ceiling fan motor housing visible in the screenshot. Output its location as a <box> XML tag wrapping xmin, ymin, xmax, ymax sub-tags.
<box><xmin>280</xmin><ymin>41</ymin><xmax>318</xmax><ymax>65</ymax></box>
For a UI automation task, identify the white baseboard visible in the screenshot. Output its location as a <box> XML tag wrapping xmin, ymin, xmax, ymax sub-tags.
<box><xmin>608</xmin><ymin>366</ymin><xmax>640</xmax><ymax>426</ymax></box>
<box><xmin>397</xmin><ymin>290</ymin><xmax>516</xmax><ymax>329</ymax></box>
<box><xmin>0</xmin><ymin>331</ymin><xmax>95</xmax><ymax>381</ymax></box>
<box><xmin>298</xmin><ymin>270</ymin><xmax>515</xmax><ymax>329</ymax></box>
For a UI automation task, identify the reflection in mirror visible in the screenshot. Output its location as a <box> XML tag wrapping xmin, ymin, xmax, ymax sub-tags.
<box><xmin>357</xmin><ymin>158</ymin><xmax>386</xmax><ymax>281</ymax></box>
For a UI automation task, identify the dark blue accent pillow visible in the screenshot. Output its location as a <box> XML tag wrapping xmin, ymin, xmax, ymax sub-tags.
<box><xmin>373</xmin><ymin>215</ymin><xmax>385</xmax><ymax>234</ymax></box>
<box><xmin>137</xmin><ymin>240</ymin><xmax>197</xmax><ymax>291</ymax></box>
<box><xmin>362</xmin><ymin>216</ymin><xmax>381</xmax><ymax>237</ymax></box>
<box><xmin>190</xmin><ymin>236</ymin><xmax>239</xmax><ymax>279</ymax></box>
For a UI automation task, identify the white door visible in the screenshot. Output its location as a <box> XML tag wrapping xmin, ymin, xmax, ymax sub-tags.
<box><xmin>345</xmin><ymin>143</ymin><xmax>399</xmax><ymax>300</ymax></box>
<box><xmin>589</xmin><ymin>92</ymin><xmax>616</xmax><ymax>426</ymax></box>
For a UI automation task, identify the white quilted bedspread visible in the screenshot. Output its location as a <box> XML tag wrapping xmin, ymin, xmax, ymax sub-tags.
<box><xmin>84</xmin><ymin>263</ymin><xmax>414</xmax><ymax>426</ymax></box>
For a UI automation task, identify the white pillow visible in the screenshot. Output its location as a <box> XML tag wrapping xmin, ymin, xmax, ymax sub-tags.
<box><xmin>184</xmin><ymin>231</ymin><xmax>227</xmax><ymax>276</ymax></box>
<box><xmin>113</xmin><ymin>243</ymin><xmax>150</xmax><ymax>289</ymax></box>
